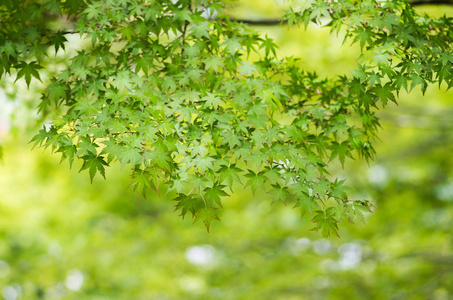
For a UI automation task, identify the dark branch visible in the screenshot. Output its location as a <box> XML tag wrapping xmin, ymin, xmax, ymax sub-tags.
<box><xmin>229</xmin><ymin>18</ymin><xmax>285</xmax><ymax>25</ymax></box>
<box><xmin>410</xmin><ymin>0</ymin><xmax>453</xmax><ymax>5</ymax></box>
<box><xmin>228</xmin><ymin>0</ymin><xmax>453</xmax><ymax>26</ymax></box>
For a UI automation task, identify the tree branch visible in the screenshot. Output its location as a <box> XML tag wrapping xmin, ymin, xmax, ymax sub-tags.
<box><xmin>228</xmin><ymin>0</ymin><xmax>453</xmax><ymax>26</ymax></box>
<box><xmin>229</xmin><ymin>18</ymin><xmax>284</xmax><ymax>26</ymax></box>
<box><xmin>410</xmin><ymin>0</ymin><xmax>453</xmax><ymax>5</ymax></box>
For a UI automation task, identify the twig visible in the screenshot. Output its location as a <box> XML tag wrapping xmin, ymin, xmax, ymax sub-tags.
<box><xmin>410</xmin><ymin>0</ymin><xmax>453</xmax><ymax>5</ymax></box>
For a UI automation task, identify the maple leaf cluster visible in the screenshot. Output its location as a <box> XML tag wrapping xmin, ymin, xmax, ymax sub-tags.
<box><xmin>2</xmin><ymin>0</ymin><xmax>452</xmax><ymax>236</ymax></box>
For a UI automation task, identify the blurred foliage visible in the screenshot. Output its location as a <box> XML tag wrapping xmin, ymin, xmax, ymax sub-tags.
<box><xmin>1</xmin><ymin>104</ymin><xmax>453</xmax><ymax>299</ymax></box>
<box><xmin>0</xmin><ymin>0</ymin><xmax>453</xmax><ymax>299</ymax></box>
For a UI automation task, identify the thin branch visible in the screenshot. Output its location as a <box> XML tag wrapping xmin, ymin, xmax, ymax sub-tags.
<box><xmin>332</xmin><ymin>195</ymin><xmax>358</xmax><ymax>202</ymax></box>
<box><xmin>229</xmin><ymin>18</ymin><xmax>285</xmax><ymax>26</ymax></box>
<box><xmin>36</xmin><ymin>0</ymin><xmax>453</xmax><ymax>40</ymax></box>
<box><xmin>180</xmin><ymin>1</ymin><xmax>192</xmax><ymax>59</ymax></box>
<box><xmin>332</xmin><ymin>196</ymin><xmax>375</xmax><ymax>212</ymax></box>
<box><xmin>62</xmin><ymin>30</ymin><xmax>80</xmax><ymax>35</ymax></box>
<box><xmin>227</xmin><ymin>0</ymin><xmax>453</xmax><ymax>26</ymax></box>
<box><xmin>410</xmin><ymin>0</ymin><xmax>453</xmax><ymax>5</ymax></box>
<box><xmin>316</xmin><ymin>193</ymin><xmax>326</xmax><ymax>207</ymax></box>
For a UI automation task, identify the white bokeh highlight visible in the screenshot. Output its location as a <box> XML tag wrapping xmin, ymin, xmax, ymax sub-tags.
<box><xmin>338</xmin><ymin>242</ymin><xmax>362</xmax><ymax>270</ymax></box>
<box><xmin>65</xmin><ymin>269</ymin><xmax>84</xmax><ymax>291</ymax></box>
<box><xmin>185</xmin><ymin>245</ymin><xmax>217</xmax><ymax>267</ymax></box>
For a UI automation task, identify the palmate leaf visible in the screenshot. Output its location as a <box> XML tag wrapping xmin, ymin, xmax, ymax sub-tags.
<box><xmin>193</xmin><ymin>207</ymin><xmax>220</xmax><ymax>233</ymax></box>
<box><xmin>174</xmin><ymin>193</ymin><xmax>203</xmax><ymax>219</ymax></box>
<box><xmin>50</xmin><ymin>31</ymin><xmax>68</xmax><ymax>54</ymax></box>
<box><xmin>128</xmin><ymin>168</ymin><xmax>163</xmax><ymax>198</ymax></box>
<box><xmin>371</xmin><ymin>50</ymin><xmax>392</xmax><ymax>66</ymax></box>
<box><xmin>204</xmin><ymin>183</ymin><xmax>229</xmax><ymax>208</ymax></box>
<box><xmin>375</xmin><ymin>83</ymin><xmax>396</xmax><ymax>106</ymax></box>
<box><xmin>6</xmin><ymin>0</ymin><xmax>450</xmax><ymax>236</ymax></box>
<box><xmin>269</xmin><ymin>184</ymin><xmax>290</xmax><ymax>204</ymax></box>
<box><xmin>330</xmin><ymin>141</ymin><xmax>352</xmax><ymax>167</ymax></box>
<box><xmin>202</xmin><ymin>92</ymin><xmax>223</xmax><ymax>110</ymax></box>
<box><xmin>260</xmin><ymin>34</ymin><xmax>278</xmax><ymax>58</ymax></box>
<box><xmin>343</xmin><ymin>200</ymin><xmax>374</xmax><ymax>224</ymax></box>
<box><xmin>14</xmin><ymin>61</ymin><xmax>42</xmax><ymax>88</ymax></box>
<box><xmin>46</xmin><ymin>81</ymin><xmax>68</xmax><ymax>107</ymax></box>
<box><xmin>57</xmin><ymin>144</ymin><xmax>77</xmax><ymax>168</ymax></box>
<box><xmin>237</xmin><ymin>62</ymin><xmax>258</xmax><ymax>77</ymax></box>
<box><xmin>133</xmin><ymin>55</ymin><xmax>153</xmax><ymax>76</ymax></box>
<box><xmin>244</xmin><ymin>170</ymin><xmax>266</xmax><ymax>194</ymax></box>
<box><xmin>218</xmin><ymin>164</ymin><xmax>242</xmax><ymax>190</ymax></box>
<box><xmin>310</xmin><ymin>208</ymin><xmax>340</xmax><ymax>238</ymax></box>
<box><xmin>118</xmin><ymin>147</ymin><xmax>142</xmax><ymax>167</ymax></box>
<box><xmin>204</xmin><ymin>56</ymin><xmax>224</xmax><ymax>73</ymax></box>
<box><xmin>129</xmin><ymin>170</ymin><xmax>154</xmax><ymax>198</ymax></box>
<box><xmin>79</xmin><ymin>154</ymin><xmax>108</xmax><ymax>183</ymax></box>
<box><xmin>293</xmin><ymin>190</ymin><xmax>318</xmax><ymax>218</ymax></box>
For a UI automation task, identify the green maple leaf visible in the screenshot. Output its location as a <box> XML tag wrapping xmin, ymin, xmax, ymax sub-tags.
<box><xmin>79</xmin><ymin>154</ymin><xmax>108</xmax><ymax>183</ymax></box>
<box><xmin>118</xmin><ymin>147</ymin><xmax>142</xmax><ymax>167</ymax></box>
<box><xmin>76</xmin><ymin>136</ymin><xmax>98</xmax><ymax>156</ymax></box>
<box><xmin>311</xmin><ymin>179</ymin><xmax>331</xmax><ymax>198</ymax></box>
<box><xmin>190</xmin><ymin>142</ymin><xmax>207</xmax><ymax>158</ymax></box>
<box><xmin>180</xmin><ymin>90</ymin><xmax>201</xmax><ymax>103</ymax></box>
<box><xmin>368</xmin><ymin>73</ymin><xmax>382</xmax><ymax>87</ymax></box>
<box><xmin>129</xmin><ymin>170</ymin><xmax>155</xmax><ymax>198</ymax></box>
<box><xmin>57</xmin><ymin>144</ymin><xmax>77</xmax><ymax>168</ymax></box>
<box><xmin>174</xmin><ymin>8</ymin><xmax>192</xmax><ymax>22</ymax></box>
<box><xmin>158</xmin><ymin>121</ymin><xmax>174</xmax><ymax>136</ymax></box>
<box><xmin>14</xmin><ymin>61</ymin><xmax>42</xmax><ymax>88</ymax></box>
<box><xmin>133</xmin><ymin>55</ymin><xmax>153</xmax><ymax>76</ymax></box>
<box><xmin>84</xmin><ymin>2</ymin><xmax>102</xmax><ymax>19</ymax></box>
<box><xmin>222</xmin><ymin>37</ymin><xmax>242</xmax><ymax>56</ymax></box>
<box><xmin>330</xmin><ymin>141</ymin><xmax>351</xmax><ymax>166</ymax></box>
<box><xmin>344</xmin><ymin>200</ymin><xmax>373</xmax><ymax>224</ymax></box>
<box><xmin>375</xmin><ymin>83</ymin><xmax>396</xmax><ymax>106</ymax></box>
<box><xmin>218</xmin><ymin>163</ymin><xmax>242</xmax><ymax>189</ymax></box>
<box><xmin>410</xmin><ymin>74</ymin><xmax>427</xmax><ymax>93</ymax></box>
<box><xmin>263</xmin><ymin>166</ymin><xmax>281</xmax><ymax>185</ymax></box>
<box><xmin>2</xmin><ymin>41</ymin><xmax>16</xmax><ymax>57</ymax></box>
<box><xmin>190</xmin><ymin>21</ymin><xmax>211</xmax><ymax>39</ymax></box>
<box><xmin>222</xmin><ymin>130</ymin><xmax>243</xmax><ymax>150</ymax></box>
<box><xmin>169</xmin><ymin>177</ymin><xmax>186</xmax><ymax>194</ymax></box>
<box><xmin>309</xmin><ymin>3</ymin><xmax>330</xmax><ymax>24</ymax></box>
<box><xmin>327</xmin><ymin>115</ymin><xmax>349</xmax><ymax>140</ymax></box>
<box><xmin>174</xmin><ymin>194</ymin><xmax>202</xmax><ymax>219</ymax></box>
<box><xmin>50</xmin><ymin>31</ymin><xmax>68</xmax><ymax>54</ymax></box>
<box><xmin>204</xmin><ymin>56</ymin><xmax>224</xmax><ymax>73</ymax></box>
<box><xmin>330</xmin><ymin>179</ymin><xmax>349</xmax><ymax>200</ymax></box>
<box><xmin>372</xmin><ymin>50</ymin><xmax>392</xmax><ymax>66</ymax></box>
<box><xmin>269</xmin><ymin>184</ymin><xmax>290</xmax><ymax>204</ymax></box>
<box><xmin>150</xmin><ymin>150</ymin><xmax>173</xmax><ymax>171</ymax></box>
<box><xmin>294</xmin><ymin>191</ymin><xmax>318</xmax><ymax>218</ymax></box>
<box><xmin>260</xmin><ymin>34</ymin><xmax>278</xmax><ymax>58</ymax></box>
<box><xmin>194</xmin><ymin>207</ymin><xmax>220</xmax><ymax>233</ymax></box>
<box><xmin>244</xmin><ymin>170</ymin><xmax>266</xmax><ymax>194</ymax></box>
<box><xmin>237</xmin><ymin>62</ymin><xmax>258</xmax><ymax>77</ymax></box>
<box><xmin>204</xmin><ymin>183</ymin><xmax>229</xmax><ymax>208</ymax></box>
<box><xmin>162</xmin><ymin>76</ymin><xmax>176</xmax><ymax>91</ymax></box>
<box><xmin>193</xmin><ymin>156</ymin><xmax>215</xmax><ymax>173</ymax></box>
<box><xmin>202</xmin><ymin>92</ymin><xmax>223</xmax><ymax>110</ymax></box>
<box><xmin>310</xmin><ymin>208</ymin><xmax>340</xmax><ymax>238</ymax></box>
<box><xmin>352</xmin><ymin>27</ymin><xmax>372</xmax><ymax>50</ymax></box>
<box><xmin>383</xmin><ymin>13</ymin><xmax>400</xmax><ymax>30</ymax></box>
<box><xmin>46</xmin><ymin>81</ymin><xmax>68</xmax><ymax>107</ymax></box>
<box><xmin>394</xmin><ymin>73</ymin><xmax>409</xmax><ymax>92</ymax></box>
<box><xmin>120</xmin><ymin>25</ymin><xmax>134</xmax><ymax>42</ymax></box>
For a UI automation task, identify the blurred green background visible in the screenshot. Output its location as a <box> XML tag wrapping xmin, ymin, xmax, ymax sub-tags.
<box><xmin>0</xmin><ymin>1</ymin><xmax>453</xmax><ymax>299</ymax></box>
